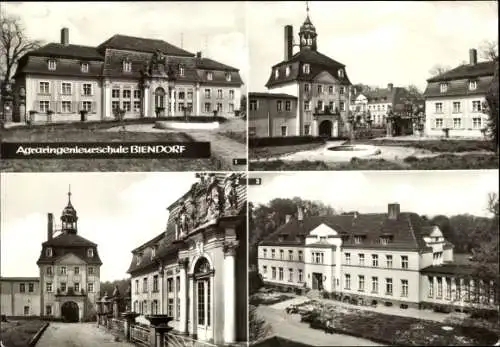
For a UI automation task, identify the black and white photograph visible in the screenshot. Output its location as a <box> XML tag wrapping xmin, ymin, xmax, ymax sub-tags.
<box><xmin>247</xmin><ymin>1</ymin><xmax>498</xmax><ymax>171</ymax></box>
<box><xmin>0</xmin><ymin>2</ymin><xmax>248</xmax><ymax>172</ymax></box>
<box><xmin>0</xmin><ymin>172</ymin><xmax>248</xmax><ymax>347</ymax></box>
<box><xmin>248</xmin><ymin>170</ymin><xmax>499</xmax><ymax>346</ymax></box>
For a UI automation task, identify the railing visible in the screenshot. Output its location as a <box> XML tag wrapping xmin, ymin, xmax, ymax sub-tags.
<box><xmin>165</xmin><ymin>332</ymin><xmax>217</xmax><ymax>347</ymax></box>
<box><xmin>131</xmin><ymin>324</ymin><xmax>151</xmax><ymax>346</ymax></box>
<box><xmin>111</xmin><ymin>318</ymin><xmax>126</xmax><ymax>334</ymax></box>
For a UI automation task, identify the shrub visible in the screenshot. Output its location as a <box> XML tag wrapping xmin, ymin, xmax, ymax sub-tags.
<box><xmin>249</xmin><ymin>136</ymin><xmax>333</xmax><ymax>148</ymax></box>
<box><xmin>433</xmin><ymin>304</ymin><xmax>452</xmax><ymax>313</ymax></box>
<box><xmin>470</xmin><ymin>308</ymin><xmax>499</xmax><ymax>321</ymax></box>
<box><xmin>403</xmin><ymin>155</ymin><xmax>418</xmax><ymax>163</ymax></box>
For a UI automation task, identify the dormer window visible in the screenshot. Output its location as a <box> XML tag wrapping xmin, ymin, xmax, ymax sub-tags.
<box><xmin>354</xmin><ymin>236</ymin><xmax>363</xmax><ymax>244</ymax></box>
<box><xmin>46</xmin><ymin>248</ymin><xmax>53</xmax><ymax>257</ymax></box>
<box><xmin>303</xmin><ymin>64</ymin><xmax>310</xmax><ymax>74</ymax></box>
<box><xmin>123</xmin><ymin>60</ymin><xmax>132</xmax><ymax>72</ymax></box>
<box><xmin>206</xmin><ymin>71</ymin><xmax>213</xmax><ymax>80</ymax></box>
<box><xmin>338</xmin><ymin>69</ymin><xmax>344</xmax><ymax>78</ymax></box>
<box><xmin>136</xmin><ymin>253</ymin><xmax>142</xmax><ymax>265</ymax></box>
<box><xmin>48</xmin><ymin>60</ymin><xmax>57</xmax><ymax>71</ymax></box>
<box><xmin>275</xmin><ymin>68</ymin><xmax>279</xmax><ymax>79</ymax></box>
<box><xmin>151</xmin><ymin>246</ymin><xmax>157</xmax><ymax>259</ymax></box>
<box><xmin>225</xmin><ymin>72</ymin><xmax>232</xmax><ymax>81</ymax></box>
<box><xmin>469</xmin><ymin>80</ymin><xmax>477</xmax><ymax>91</ymax></box>
<box><xmin>81</xmin><ymin>63</ymin><xmax>89</xmax><ymax>73</ymax></box>
<box><xmin>285</xmin><ymin>66</ymin><xmax>291</xmax><ymax>76</ymax></box>
<box><xmin>179</xmin><ymin>65</ymin><xmax>185</xmax><ymax>77</ymax></box>
<box><xmin>87</xmin><ymin>248</ymin><xmax>94</xmax><ymax>257</ymax></box>
<box><xmin>440</xmin><ymin>83</ymin><xmax>448</xmax><ymax>93</ymax></box>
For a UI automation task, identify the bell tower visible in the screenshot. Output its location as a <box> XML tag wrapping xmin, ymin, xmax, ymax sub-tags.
<box><xmin>61</xmin><ymin>185</ymin><xmax>78</xmax><ymax>234</ymax></box>
<box><xmin>298</xmin><ymin>1</ymin><xmax>317</xmax><ymax>51</ymax></box>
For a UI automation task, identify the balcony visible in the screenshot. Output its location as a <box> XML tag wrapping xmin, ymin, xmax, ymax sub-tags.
<box><xmin>55</xmin><ymin>286</ymin><xmax>86</xmax><ymax>297</ymax></box>
<box><xmin>313</xmin><ymin>106</ymin><xmax>340</xmax><ymax>116</ymax></box>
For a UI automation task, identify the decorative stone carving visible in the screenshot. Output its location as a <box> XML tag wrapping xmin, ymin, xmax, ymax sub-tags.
<box><xmin>224</xmin><ymin>175</ymin><xmax>238</xmax><ymax>211</ymax></box>
<box><xmin>195</xmin><ymin>239</ymin><xmax>204</xmax><ymax>255</ymax></box>
<box><xmin>176</xmin><ymin>205</ymin><xmax>188</xmax><ymax>239</ymax></box>
<box><xmin>184</xmin><ymin>195</ymin><xmax>196</xmax><ymax>230</ymax></box>
<box><xmin>112</xmin><ymin>285</ymin><xmax>120</xmax><ymax>298</ymax></box>
<box><xmin>178</xmin><ymin>258</ymin><xmax>188</xmax><ymax>269</ymax></box>
<box><xmin>223</xmin><ymin>240</ymin><xmax>239</xmax><ymax>257</ymax></box>
<box><xmin>206</xmin><ymin>175</ymin><xmax>223</xmax><ymax>220</ymax></box>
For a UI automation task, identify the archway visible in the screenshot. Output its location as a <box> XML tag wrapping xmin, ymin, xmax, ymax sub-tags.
<box><xmin>154</xmin><ymin>87</ymin><xmax>166</xmax><ymax>114</ymax></box>
<box><xmin>193</xmin><ymin>257</ymin><xmax>213</xmax><ymax>339</ymax></box>
<box><xmin>318</xmin><ymin>120</ymin><xmax>332</xmax><ymax>137</ymax></box>
<box><xmin>61</xmin><ymin>301</ymin><xmax>79</xmax><ymax>322</ymax></box>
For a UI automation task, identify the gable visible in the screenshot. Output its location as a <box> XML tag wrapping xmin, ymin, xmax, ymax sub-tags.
<box><xmin>55</xmin><ymin>252</ymin><xmax>86</xmax><ymax>265</ymax></box>
<box><xmin>429</xmin><ymin>226</ymin><xmax>443</xmax><ymax>238</ymax></box>
<box><xmin>309</xmin><ymin>223</ymin><xmax>338</xmax><ymax>237</ymax></box>
<box><xmin>355</xmin><ymin>94</ymin><xmax>368</xmax><ymax>102</ymax></box>
<box><xmin>313</xmin><ymin>71</ymin><xmax>337</xmax><ymax>84</ymax></box>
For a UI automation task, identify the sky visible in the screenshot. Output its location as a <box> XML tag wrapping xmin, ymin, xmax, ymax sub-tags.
<box><xmin>247</xmin><ymin>1</ymin><xmax>498</xmax><ymax>92</ymax></box>
<box><xmin>249</xmin><ymin>170</ymin><xmax>499</xmax><ymax>218</ymax></box>
<box><xmin>0</xmin><ymin>172</ymin><xmax>200</xmax><ymax>282</ymax></box>
<box><xmin>1</xmin><ymin>1</ymin><xmax>248</xmax><ymax>92</ymax></box>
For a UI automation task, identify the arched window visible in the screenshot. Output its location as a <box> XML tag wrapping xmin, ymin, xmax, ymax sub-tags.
<box><xmin>194</xmin><ymin>257</ymin><xmax>212</xmax><ymax>327</ymax></box>
<box><xmin>155</xmin><ymin>87</ymin><xmax>166</xmax><ymax>109</ymax></box>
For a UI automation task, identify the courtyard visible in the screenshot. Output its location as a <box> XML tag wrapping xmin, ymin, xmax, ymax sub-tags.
<box><xmin>0</xmin><ymin>319</ymin><xmax>47</xmax><ymax>347</ymax></box>
<box><xmin>0</xmin><ymin>117</ymin><xmax>246</xmax><ymax>171</ymax></box>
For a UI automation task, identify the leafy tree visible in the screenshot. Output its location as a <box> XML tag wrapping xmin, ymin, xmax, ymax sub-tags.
<box><xmin>406</xmin><ymin>84</ymin><xmax>423</xmax><ymax>98</ymax></box>
<box><xmin>0</xmin><ymin>13</ymin><xmax>42</xmax><ymax>99</ymax></box>
<box><xmin>479</xmin><ymin>40</ymin><xmax>499</xmax><ymax>61</ymax></box>
<box><xmin>249</xmin><ymin>305</ymin><xmax>272</xmax><ymax>343</ymax></box>
<box><xmin>428</xmin><ymin>64</ymin><xmax>451</xmax><ymax>77</ymax></box>
<box><xmin>484</xmin><ymin>60</ymin><xmax>499</xmax><ymax>153</ymax></box>
<box><xmin>100</xmin><ymin>278</ymin><xmax>130</xmax><ymax>298</ymax></box>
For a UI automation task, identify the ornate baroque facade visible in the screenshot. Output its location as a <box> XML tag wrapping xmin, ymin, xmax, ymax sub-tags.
<box><xmin>128</xmin><ymin>173</ymin><xmax>247</xmax><ymax>346</ymax></box>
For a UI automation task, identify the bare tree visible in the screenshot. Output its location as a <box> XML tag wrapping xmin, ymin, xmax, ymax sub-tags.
<box><xmin>0</xmin><ymin>13</ymin><xmax>43</xmax><ymax>94</ymax></box>
<box><xmin>428</xmin><ymin>64</ymin><xmax>451</xmax><ymax>77</ymax></box>
<box><xmin>479</xmin><ymin>40</ymin><xmax>499</xmax><ymax>61</ymax></box>
<box><xmin>406</xmin><ymin>84</ymin><xmax>423</xmax><ymax>98</ymax></box>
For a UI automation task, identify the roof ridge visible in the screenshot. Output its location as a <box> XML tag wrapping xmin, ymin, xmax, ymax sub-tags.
<box><xmin>406</xmin><ymin>214</ymin><xmax>419</xmax><ymax>249</ymax></box>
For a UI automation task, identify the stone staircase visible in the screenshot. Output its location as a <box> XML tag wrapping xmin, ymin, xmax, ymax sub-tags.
<box><xmin>306</xmin><ymin>289</ymin><xmax>322</xmax><ymax>300</ymax></box>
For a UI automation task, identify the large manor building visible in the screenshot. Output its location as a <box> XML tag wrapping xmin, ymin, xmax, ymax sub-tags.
<box><xmin>12</xmin><ymin>28</ymin><xmax>243</xmax><ymax>123</ymax></box>
<box><xmin>423</xmin><ymin>49</ymin><xmax>496</xmax><ymax>138</ymax></box>
<box><xmin>257</xmin><ymin>204</ymin><xmax>498</xmax><ymax>311</ymax></box>
<box><xmin>1</xmin><ymin>190</ymin><xmax>102</xmax><ymax>322</ymax></box>
<box><xmin>127</xmin><ymin>172</ymin><xmax>247</xmax><ymax>346</ymax></box>
<box><xmin>249</xmin><ymin>7</ymin><xmax>352</xmax><ymax>138</ymax></box>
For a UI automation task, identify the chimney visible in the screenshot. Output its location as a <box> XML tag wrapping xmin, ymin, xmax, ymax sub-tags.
<box><xmin>60</xmin><ymin>28</ymin><xmax>69</xmax><ymax>46</ymax></box>
<box><xmin>297</xmin><ymin>206</ymin><xmax>304</xmax><ymax>221</ymax></box>
<box><xmin>285</xmin><ymin>214</ymin><xmax>292</xmax><ymax>223</ymax></box>
<box><xmin>47</xmin><ymin>213</ymin><xmax>54</xmax><ymax>240</ymax></box>
<box><xmin>388</xmin><ymin>203</ymin><xmax>400</xmax><ymax>220</ymax></box>
<box><xmin>387</xmin><ymin>83</ymin><xmax>393</xmax><ymax>91</ymax></box>
<box><xmin>284</xmin><ymin>25</ymin><xmax>293</xmax><ymax>61</ymax></box>
<box><xmin>469</xmin><ymin>48</ymin><xmax>477</xmax><ymax>65</ymax></box>
<box><xmin>196</xmin><ymin>51</ymin><xmax>202</xmax><ymax>59</ymax></box>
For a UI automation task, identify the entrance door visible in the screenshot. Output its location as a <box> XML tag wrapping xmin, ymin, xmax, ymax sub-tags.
<box><xmin>194</xmin><ymin>257</ymin><xmax>213</xmax><ymax>341</ymax></box>
<box><xmin>318</xmin><ymin>120</ymin><xmax>332</xmax><ymax>137</ymax></box>
<box><xmin>312</xmin><ymin>273</ymin><xmax>323</xmax><ymax>290</ymax></box>
<box><xmin>154</xmin><ymin>87</ymin><xmax>166</xmax><ymax>116</ymax></box>
<box><xmin>61</xmin><ymin>301</ymin><xmax>79</xmax><ymax>322</ymax></box>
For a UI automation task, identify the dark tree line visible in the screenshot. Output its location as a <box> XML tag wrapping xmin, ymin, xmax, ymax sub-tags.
<box><xmin>100</xmin><ymin>278</ymin><xmax>130</xmax><ymax>298</ymax></box>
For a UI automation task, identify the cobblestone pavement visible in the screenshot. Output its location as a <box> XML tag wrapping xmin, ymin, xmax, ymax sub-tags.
<box><xmin>36</xmin><ymin>322</ymin><xmax>135</xmax><ymax>347</ymax></box>
<box><xmin>257</xmin><ymin>305</ymin><xmax>384</xmax><ymax>346</ymax></box>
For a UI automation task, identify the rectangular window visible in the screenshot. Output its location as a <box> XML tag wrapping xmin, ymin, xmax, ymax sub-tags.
<box><xmin>358</xmin><ymin>253</ymin><xmax>364</xmax><ymax>266</ymax></box>
<box><xmin>112</xmin><ymin>89</ymin><xmax>120</xmax><ymax>98</ymax></box>
<box><xmin>83</xmin><ymin>101</ymin><xmax>92</xmax><ymax>112</ymax></box>
<box><xmin>288</xmin><ymin>250</ymin><xmax>293</xmax><ymax>261</ymax></box>
<box><xmin>60</xmin><ymin>266</ymin><xmax>66</xmax><ymax>275</ymax></box>
<box><xmin>317</xmin><ymin>100</ymin><xmax>323</xmax><ymax>111</ymax></box>
<box><xmin>401</xmin><ymin>279</ymin><xmax>409</xmax><ymax>297</ymax></box>
<box><xmin>472</xmin><ymin>117</ymin><xmax>482</xmax><ymax>129</ymax></box>
<box><xmin>344</xmin><ymin>253</ymin><xmax>351</xmax><ymax>265</ymax></box>
<box><xmin>228</xmin><ymin>103</ymin><xmax>234</xmax><ymax>112</ymax></box>
<box><xmin>83</xmin><ymin>83</ymin><xmax>92</xmax><ymax>96</ymax></box>
<box><xmin>217</xmin><ymin>89</ymin><xmax>223</xmax><ymax>99</ymax></box>
<box><xmin>24</xmin><ymin>306</ymin><xmax>29</xmax><ymax>315</ymax></box>
<box><xmin>437</xmin><ymin>277</ymin><xmax>443</xmax><ymax>298</ymax></box>
<box><xmin>81</xmin><ymin>63</ymin><xmax>89</xmax><ymax>73</ymax></box>
<box><xmin>279</xmin><ymin>249</ymin><xmax>284</xmax><ymax>260</ymax></box>
<box><xmin>440</xmin><ymin>83</ymin><xmax>448</xmax><ymax>93</ymax></box>
<box><xmin>123</xmin><ymin>89</ymin><xmax>131</xmax><ymax>98</ymax></box>
<box><xmin>298</xmin><ymin>250</ymin><xmax>303</xmax><ymax>261</ymax></box>
<box><xmin>122</xmin><ymin>101</ymin><xmax>131</xmax><ymax>112</ymax></box>
<box><xmin>168</xmin><ymin>298</ymin><xmax>174</xmax><ymax>317</ymax></box>
<box><xmin>271</xmin><ymin>249</ymin><xmax>276</xmax><ymax>259</ymax></box>
<box><xmin>453</xmin><ymin>101</ymin><xmax>461</xmax><ymax>113</ymax></box>
<box><xmin>62</xmin><ymin>82</ymin><xmax>72</xmax><ymax>95</ymax></box>
<box><xmin>87</xmin><ymin>282</ymin><xmax>94</xmax><ymax>293</ymax></box>
<box><xmin>304</xmin><ymin>125</ymin><xmax>310</xmax><ymax>135</ymax></box>
<box><xmin>48</xmin><ymin>60</ymin><xmax>56</xmax><ymax>71</ymax></box>
<box><xmin>263</xmin><ymin>249</ymin><xmax>267</xmax><ymax>258</ymax></box>
<box><xmin>385</xmin><ymin>278</ymin><xmax>393</xmax><ymax>295</ymax></box>
<box><xmin>401</xmin><ymin>256</ymin><xmax>409</xmax><ymax>269</ymax></box>
<box><xmin>472</xmin><ymin>100</ymin><xmax>482</xmax><ymax>112</ymax></box>
<box><xmin>262</xmin><ymin>265</ymin><xmax>267</xmax><ymax>274</ymax></box>
<box><xmin>28</xmin><ymin>283</ymin><xmax>34</xmax><ymax>292</ymax></box>
<box><xmin>133</xmin><ymin>90</ymin><xmax>141</xmax><ymax>99</ymax></box>
<box><xmin>134</xmin><ymin>101</ymin><xmax>141</xmax><ymax>112</ymax></box>
<box><xmin>88</xmin><ymin>267</ymin><xmax>94</xmax><ymax>275</ymax></box>
<box><xmin>47</xmin><ymin>266</ymin><xmax>53</xmax><ymax>276</ymax></box>
<box><xmin>339</xmin><ymin>86</ymin><xmax>345</xmax><ymax>95</ymax></box>
<box><xmin>216</xmin><ymin>103</ymin><xmax>222</xmax><ymax>112</ymax></box>
<box><xmin>288</xmin><ymin>268</ymin><xmax>293</xmax><ymax>282</ymax></box>
<box><xmin>372</xmin><ymin>277</ymin><xmax>378</xmax><ymax>293</ymax></box>
<box><xmin>39</xmin><ymin>101</ymin><xmax>50</xmax><ymax>113</ymax></box>
<box><xmin>135</xmin><ymin>280</ymin><xmax>139</xmax><ymax>294</ymax></box>
<box><xmin>339</xmin><ymin>101</ymin><xmax>345</xmax><ymax>111</ymax></box>
<box><xmin>435</xmin><ymin>102</ymin><xmax>443</xmax><ymax>113</ymax></box>
<box><xmin>278</xmin><ymin>268</ymin><xmax>284</xmax><ymax>281</ymax></box>
<box><xmin>74</xmin><ymin>283</ymin><xmax>80</xmax><ymax>292</ymax></box>
<box><xmin>455</xmin><ymin>280</ymin><xmax>461</xmax><ymax>301</ymax></box>
<box><xmin>271</xmin><ymin>267</ymin><xmax>276</xmax><ymax>280</ymax></box>
<box><xmin>445</xmin><ymin>278</ymin><xmax>452</xmax><ymax>300</ymax></box>
<box><xmin>298</xmin><ymin>269</ymin><xmax>303</xmax><ymax>282</ymax></box>
<box><xmin>277</xmin><ymin>100</ymin><xmax>283</xmax><ymax>112</ymax></box>
<box><xmin>317</xmin><ymin>85</ymin><xmax>323</xmax><ymax>94</ymax></box>
<box><xmin>328</xmin><ymin>86</ymin><xmax>334</xmax><ymax>94</ymax></box>
<box><xmin>358</xmin><ymin>275</ymin><xmax>365</xmax><ymax>292</ymax></box>
<box><xmin>469</xmin><ymin>81</ymin><xmax>477</xmax><ymax>90</ymax></box>
<box><xmin>61</xmin><ymin>282</ymin><xmax>66</xmax><ymax>292</ymax></box>
<box><xmin>204</xmin><ymin>103</ymin><xmax>211</xmax><ymax>113</ymax></box>
<box><xmin>354</xmin><ymin>236</ymin><xmax>362</xmax><ymax>244</ymax></box>
<box><xmin>167</xmin><ymin>278</ymin><xmax>174</xmax><ymax>293</ymax></box>
<box><xmin>143</xmin><ymin>278</ymin><xmax>148</xmax><ymax>293</ymax></box>
<box><xmin>39</xmin><ymin>82</ymin><xmax>50</xmax><ymax>94</ymax></box>
<box><xmin>386</xmin><ymin>255</ymin><xmax>393</xmax><ymax>268</ymax></box>
<box><xmin>304</xmin><ymin>101</ymin><xmax>310</xmax><ymax>111</ymax></box>
<box><xmin>74</xmin><ymin>267</ymin><xmax>80</xmax><ymax>274</ymax></box>
<box><xmin>249</xmin><ymin>100</ymin><xmax>258</xmax><ymax>111</ymax></box>
<box><xmin>281</xmin><ymin>126</ymin><xmax>287</xmax><ymax>136</ymax></box>
<box><xmin>46</xmin><ymin>282</ymin><xmax>52</xmax><ymax>293</ymax></box>
<box><xmin>428</xmin><ymin>276</ymin><xmax>434</xmax><ymax>297</ymax></box>
<box><xmin>153</xmin><ymin>275</ymin><xmax>159</xmax><ymax>292</ymax></box>
<box><xmin>285</xmin><ymin>100</ymin><xmax>291</xmax><ymax>111</ymax></box>
<box><xmin>20</xmin><ymin>283</ymin><xmax>25</xmax><ymax>292</ymax></box>
<box><xmin>204</xmin><ymin>89</ymin><xmax>211</xmax><ymax>98</ymax></box>
<box><xmin>453</xmin><ymin>118</ymin><xmax>461</xmax><ymax>129</ymax></box>
<box><xmin>345</xmin><ymin>274</ymin><xmax>351</xmax><ymax>290</ymax></box>
<box><xmin>304</xmin><ymin>83</ymin><xmax>310</xmax><ymax>92</ymax></box>
<box><xmin>206</xmin><ymin>71</ymin><xmax>213</xmax><ymax>81</ymax></box>
<box><xmin>111</xmin><ymin>101</ymin><xmax>119</xmax><ymax>111</ymax></box>
<box><xmin>46</xmin><ymin>305</ymin><xmax>52</xmax><ymax>315</ymax></box>
<box><xmin>435</xmin><ymin>118</ymin><xmax>443</xmax><ymax>128</ymax></box>
<box><xmin>372</xmin><ymin>254</ymin><xmax>379</xmax><ymax>267</ymax></box>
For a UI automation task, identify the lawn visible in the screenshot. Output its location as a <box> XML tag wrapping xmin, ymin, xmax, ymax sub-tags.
<box><xmin>363</xmin><ymin>139</ymin><xmax>496</xmax><ymax>153</ymax></box>
<box><xmin>0</xmin><ymin>125</ymin><xmax>223</xmax><ymax>171</ymax></box>
<box><xmin>0</xmin><ymin>319</ymin><xmax>47</xmax><ymax>347</ymax></box>
<box><xmin>249</xmin><ymin>142</ymin><xmax>324</xmax><ymax>160</ymax></box>
<box><xmin>249</xmin><ymin>154</ymin><xmax>499</xmax><ymax>171</ymax></box>
<box><xmin>301</xmin><ymin>305</ymin><xmax>498</xmax><ymax>346</ymax></box>
<box><xmin>219</xmin><ymin>130</ymin><xmax>247</xmax><ymax>145</ymax></box>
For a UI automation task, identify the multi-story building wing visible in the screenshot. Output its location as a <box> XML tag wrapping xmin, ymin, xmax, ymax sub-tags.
<box><xmin>13</xmin><ymin>28</ymin><xmax>243</xmax><ymax>122</ymax></box>
<box><xmin>258</xmin><ymin>203</ymin><xmax>498</xmax><ymax>311</ymax></box>
<box><xmin>0</xmin><ymin>277</ymin><xmax>41</xmax><ymax>316</ymax></box>
<box><xmin>424</xmin><ymin>49</ymin><xmax>496</xmax><ymax>138</ymax></box>
<box><xmin>248</xmin><ymin>92</ymin><xmax>299</xmax><ymax>137</ymax></box>
<box><xmin>36</xmin><ymin>190</ymin><xmax>102</xmax><ymax>322</ymax></box>
<box><xmin>128</xmin><ymin>173</ymin><xmax>247</xmax><ymax>346</ymax></box>
<box><xmin>252</xmin><ymin>9</ymin><xmax>352</xmax><ymax>138</ymax></box>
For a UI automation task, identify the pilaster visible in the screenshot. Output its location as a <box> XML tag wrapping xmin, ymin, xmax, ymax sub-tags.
<box><xmin>178</xmin><ymin>258</ymin><xmax>188</xmax><ymax>335</ymax></box>
<box><xmin>223</xmin><ymin>240</ymin><xmax>239</xmax><ymax>344</ymax></box>
<box><xmin>195</xmin><ymin>83</ymin><xmax>201</xmax><ymax>115</ymax></box>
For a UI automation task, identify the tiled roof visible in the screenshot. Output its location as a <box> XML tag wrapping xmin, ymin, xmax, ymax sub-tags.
<box><xmin>420</xmin><ymin>264</ymin><xmax>477</xmax><ymax>276</ymax></box>
<box><xmin>195</xmin><ymin>57</ymin><xmax>239</xmax><ymax>72</ymax></box>
<box><xmin>0</xmin><ymin>277</ymin><xmax>40</xmax><ymax>282</ymax></box>
<box><xmin>260</xmin><ymin>212</ymin><xmax>432</xmax><ymax>251</ymax></box>
<box><xmin>249</xmin><ymin>92</ymin><xmax>297</xmax><ymax>99</ymax></box>
<box><xmin>97</xmin><ymin>34</ymin><xmax>194</xmax><ymax>57</ymax></box>
<box><xmin>266</xmin><ymin>49</ymin><xmax>351</xmax><ymax>89</ymax></box>
<box><xmin>427</xmin><ymin>61</ymin><xmax>496</xmax><ymax>83</ymax></box>
<box><xmin>127</xmin><ymin>173</ymin><xmax>247</xmax><ymax>275</ymax></box>
<box><xmin>42</xmin><ymin>233</ymin><xmax>96</xmax><ymax>247</ymax></box>
<box><xmin>37</xmin><ymin>233</ymin><xmax>102</xmax><ymax>265</ymax></box>
<box><xmin>27</xmin><ymin>43</ymin><xmax>104</xmax><ymax>61</ymax></box>
<box><xmin>424</xmin><ymin>75</ymin><xmax>494</xmax><ymax>98</ymax></box>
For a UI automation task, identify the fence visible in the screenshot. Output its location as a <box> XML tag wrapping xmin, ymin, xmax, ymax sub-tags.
<box><xmin>164</xmin><ymin>333</ymin><xmax>217</xmax><ymax>347</ymax></box>
<box><xmin>130</xmin><ymin>324</ymin><xmax>151</xmax><ymax>346</ymax></box>
<box><xmin>110</xmin><ymin>318</ymin><xmax>126</xmax><ymax>334</ymax></box>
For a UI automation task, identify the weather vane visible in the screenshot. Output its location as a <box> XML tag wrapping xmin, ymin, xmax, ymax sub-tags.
<box><xmin>68</xmin><ymin>184</ymin><xmax>72</xmax><ymax>201</ymax></box>
<box><xmin>306</xmin><ymin>1</ymin><xmax>309</xmax><ymax>14</ymax></box>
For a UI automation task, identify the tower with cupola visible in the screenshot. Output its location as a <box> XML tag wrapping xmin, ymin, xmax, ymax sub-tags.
<box><xmin>298</xmin><ymin>2</ymin><xmax>317</xmax><ymax>51</ymax></box>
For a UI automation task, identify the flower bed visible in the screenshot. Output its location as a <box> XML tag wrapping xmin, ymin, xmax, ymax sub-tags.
<box><xmin>300</xmin><ymin>306</ymin><xmax>498</xmax><ymax>346</ymax></box>
<box><xmin>250</xmin><ymin>293</ymin><xmax>295</xmax><ymax>306</ymax></box>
